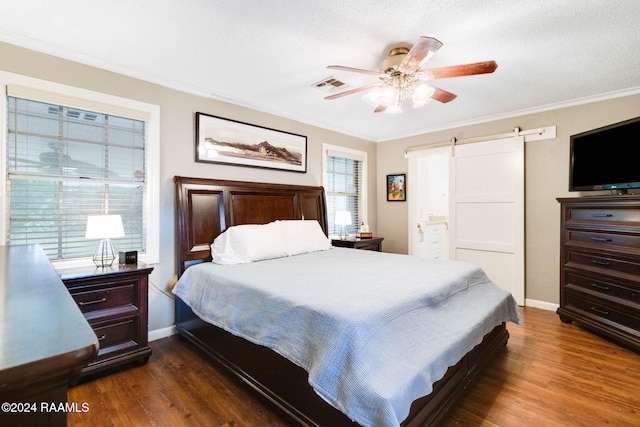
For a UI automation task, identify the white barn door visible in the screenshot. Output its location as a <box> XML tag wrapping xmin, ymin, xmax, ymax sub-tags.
<box><xmin>450</xmin><ymin>136</ymin><xmax>525</xmax><ymax>305</ymax></box>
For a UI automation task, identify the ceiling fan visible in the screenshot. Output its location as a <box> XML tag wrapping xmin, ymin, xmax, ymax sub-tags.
<box><xmin>324</xmin><ymin>36</ymin><xmax>497</xmax><ymax>113</ymax></box>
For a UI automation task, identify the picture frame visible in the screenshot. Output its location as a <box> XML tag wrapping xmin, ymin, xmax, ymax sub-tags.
<box><xmin>195</xmin><ymin>112</ymin><xmax>307</xmax><ymax>173</ymax></box>
<box><xmin>387</xmin><ymin>173</ymin><xmax>406</xmax><ymax>201</ymax></box>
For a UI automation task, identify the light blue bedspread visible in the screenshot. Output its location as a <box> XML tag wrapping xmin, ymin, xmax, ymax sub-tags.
<box><xmin>173</xmin><ymin>247</ymin><xmax>522</xmax><ymax>427</ymax></box>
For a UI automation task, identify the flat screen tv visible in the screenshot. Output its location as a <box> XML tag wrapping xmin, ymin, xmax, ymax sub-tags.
<box><xmin>570</xmin><ymin>116</ymin><xmax>640</xmax><ymax>194</ymax></box>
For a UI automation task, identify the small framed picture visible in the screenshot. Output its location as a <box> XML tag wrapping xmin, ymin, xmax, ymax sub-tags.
<box><xmin>387</xmin><ymin>173</ymin><xmax>406</xmax><ymax>201</ymax></box>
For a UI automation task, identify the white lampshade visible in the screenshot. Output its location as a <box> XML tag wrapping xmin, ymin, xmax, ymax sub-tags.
<box><xmin>335</xmin><ymin>211</ymin><xmax>352</xmax><ymax>226</ymax></box>
<box><xmin>85</xmin><ymin>215</ymin><xmax>125</xmax><ymax>239</ymax></box>
<box><xmin>85</xmin><ymin>214</ymin><xmax>125</xmax><ymax>267</ymax></box>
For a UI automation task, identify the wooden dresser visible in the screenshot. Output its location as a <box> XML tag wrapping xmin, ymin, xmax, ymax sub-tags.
<box><xmin>56</xmin><ymin>263</ymin><xmax>153</xmax><ymax>377</ymax></box>
<box><xmin>557</xmin><ymin>196</ymin><xmax>640</xmax><ymax>352</ymax></box>
<box><xmin>0</xmin><ymin>245</ymin><xmax>98</xmax><ymax>427</ymax></box>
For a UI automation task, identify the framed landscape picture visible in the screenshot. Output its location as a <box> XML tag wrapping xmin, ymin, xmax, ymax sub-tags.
<box><xmin>387</xmin><ymin>173</ymin><xmax>406</xmax><ymax>201</ymax></box>
<box><xmin>195</xmin><ymin>112</ymin><xmax>307</xmax><ymax>173</ymax></box>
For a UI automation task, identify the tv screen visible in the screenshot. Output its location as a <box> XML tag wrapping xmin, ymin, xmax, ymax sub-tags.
<box><xmin>570</xmin><ymin>116</ymin><xmax>640</xmax><ymax>193</ymax></box>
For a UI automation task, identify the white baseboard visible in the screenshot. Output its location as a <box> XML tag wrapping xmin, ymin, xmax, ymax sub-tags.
<box><xmin>525</xmin><ymin>298</ymin><xmax>559</xmax><ymax>311</ymax></box>
<box><xmin>148</xmin><ymin>325</ymin><xmax>176</xmax><ymax>342</ymax></box>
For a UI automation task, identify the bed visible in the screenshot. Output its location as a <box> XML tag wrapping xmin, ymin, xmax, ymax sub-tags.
<box><xmin>172</xmin><ymin>176</ymin><xmax>521</xmax><ymax>427</ymax></box>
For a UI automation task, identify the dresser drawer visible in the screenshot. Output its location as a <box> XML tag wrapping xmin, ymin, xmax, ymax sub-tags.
<box><xmin>564</xmin><ymin>291</ymin><xmax>640</xmax><ymax>334</ymax></box>
<box><xmin>92</xmin><ymin>317</ymin><xmax>140</xmax><ymax>359</ymax></box>
<box><xmin>566</xmin><ymin>249</ymin><xmax>640</xmax><ymax>276</ymax></box>
<box><xmin>567</xmin><ymin>230</ymin><xmax>640</xmax><ymax>250</ymax></box>
<box><xmin>70</xmin><ymin>283</ymin><xmax>136</xmax><ymax>313</ymax></box>
<box><xmin>567</xmin><ymin>207</ymin><xmax>640</xmax><ymax>224</ymax></box>
<box><xmin>565</xmin><ymin>271</ymin><xmax>640</xmax><ymax>303</ymax></box>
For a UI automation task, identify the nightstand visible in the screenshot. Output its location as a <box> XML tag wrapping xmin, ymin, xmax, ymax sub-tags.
<box><xmin>331</xmin><ymin>236</ymin><xmax>384</xmax><ymax>252</ymax></box>
<box><xmin>56</xmin><ymin>262</ymin><xmax>153</xmax><ymax>377</ymax></box>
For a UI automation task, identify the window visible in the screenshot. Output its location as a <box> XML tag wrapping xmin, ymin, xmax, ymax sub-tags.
<box><xmin>323</xmin><ymin>144</ymin><xmax>367</xmax><ymax>236</ymax></box>
<box><xmin>1</xmin><ymin>72</ymin><xmax>159</xmax><ymax>266</ymax></box>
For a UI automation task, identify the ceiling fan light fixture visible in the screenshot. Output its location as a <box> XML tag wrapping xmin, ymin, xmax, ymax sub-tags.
<box><xmin>411</xmin><ymin>81</ymin><xmax>435</xmax><ymax>107</ymax></box>
<box><xmin>324</xmin><ymin>37</ymin><xmax>497</xmax><ymax>113</ymax></box>
<box><xmin>412</xmin><ymin>97</ymin><xmax>432</xmax><ymax>108</ymax></box>
<box><xmin>385</xmin><ymin>103</ymin><xmax>403</xmax><ymax>114</ymax></box>
<box><xmin>362</xmin><ymin>87</ymin><xmax>382</xmax><ymax>106</ymax></box>
<box><xmin>378</xmin><ymin>84</ymin><xmax>397</xmax><ymax>106</ymax></box>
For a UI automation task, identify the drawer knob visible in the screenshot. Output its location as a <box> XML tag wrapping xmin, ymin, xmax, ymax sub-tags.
<box><xmin>591</xmin><ymin>259</ymin><xmax>611</xmax><ymax>266</ymax></box>
<box><xmin>590</xmin><ymin>236</ymin><xmax>613</xmax><ymax>242</ymax></box>
<box><xmin>97</xmin><ymin>335</ymin><xmax>106</xmax><ymax>341</ymax></box>
<box><xmin>591</xmin><ymin>213</ymin><xmax>613</xmax><ymax>218</ymax></box>
<box><xmin>78</xmin><ymin>297</ymin><xmax>107</xmax><ymax>306</ymax></box>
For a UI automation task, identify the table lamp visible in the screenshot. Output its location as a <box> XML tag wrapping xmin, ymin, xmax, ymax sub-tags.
<box><xmin>85</xmin><ymin>214</ymin><xmax>125</xmax><ymax>267</ymax></box>
<box><xmin>335</xmin><ymin>211</ymin><xmax>352</xmax><ymax>240</ymax></box>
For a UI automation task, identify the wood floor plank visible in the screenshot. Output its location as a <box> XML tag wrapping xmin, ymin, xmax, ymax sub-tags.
<box><xmin>67</xmin><ymin>307</ymin><xmax>640</xmax><ymax>426</ymax></box>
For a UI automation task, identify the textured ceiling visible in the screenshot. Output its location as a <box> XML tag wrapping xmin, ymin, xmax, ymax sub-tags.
<box><xmin>1</xmin><ymin>0</ymin><xmax>640</xmax><ymax>142</ymax></box>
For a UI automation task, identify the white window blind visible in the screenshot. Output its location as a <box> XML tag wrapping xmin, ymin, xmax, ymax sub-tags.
<box><xmin>326</xmin><ymin>154</ymin><xmax>363</xmax><ymax>235</ymax></box>
<box><xmin>6</xmin><ymin>95</ymin><xmax>147</xmax><ymax>261</ymax></box>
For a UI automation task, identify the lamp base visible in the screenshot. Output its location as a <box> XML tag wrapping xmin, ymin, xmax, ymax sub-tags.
<box><xmin>339</xmin><ymin>226</ymin><xmax>348</xmax><ymax>240</ymax></box>
<box><xmin>93</xmin><ymin>238</ymin><xmax>116</xmax><ymax>267</ymax></box>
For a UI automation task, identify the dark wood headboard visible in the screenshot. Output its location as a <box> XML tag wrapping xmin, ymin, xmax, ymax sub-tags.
<box><xmin>174</xmin><ymin>176</ymin><xmax>328</xmax><ymax>277</ymax></box>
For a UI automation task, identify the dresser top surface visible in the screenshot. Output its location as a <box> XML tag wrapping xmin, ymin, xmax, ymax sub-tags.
<box><xmin>0</xmin><ymin>244</ymin><xmax>97</xmax><ymax>384</ymax></box>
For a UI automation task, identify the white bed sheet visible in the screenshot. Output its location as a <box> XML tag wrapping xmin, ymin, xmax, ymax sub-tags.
<box><xmin>173</xmin><ymin>247</ymin><xmax>522</xmax><ymax>427</ymax></box>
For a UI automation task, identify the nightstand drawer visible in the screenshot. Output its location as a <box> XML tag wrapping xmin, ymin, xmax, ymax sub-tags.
<box><xmin>354</xmin><ymin>240</ymin><xmax>382</xmax><ymax>251</ymax></box>
<box><xmin>71</xmin><ymin>283</ymin><xmax>135</xmax><ymax>313</ymax></box>
<box><xmin>92</xmin><ymin>317</ymin><xmax>140</xmax><ymax>359</ymax></box>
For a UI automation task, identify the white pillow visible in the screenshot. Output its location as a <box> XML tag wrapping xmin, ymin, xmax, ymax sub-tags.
<box><xmin>211</xmin><ymin>222</ymin><xmax>288</xmax><ymax>264</ymax></box>
<box><xmin>276</xmin><ymin>220</ymin><xmax>331</xmax><ymax>255</ymax></box>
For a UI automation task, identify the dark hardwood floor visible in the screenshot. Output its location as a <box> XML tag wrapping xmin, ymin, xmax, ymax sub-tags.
<box><xmin>68</xmin><ymin>307</ymin><xmax>640</xmax><ymax>426</ymax></box>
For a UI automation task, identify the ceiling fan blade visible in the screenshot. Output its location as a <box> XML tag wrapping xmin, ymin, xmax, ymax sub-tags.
<box><xmin>430</xmin><ymin>86</ymin><xmax>458</xmax><ymax>103</ymax></box>
<box><xmin>423</xmin><ymin>60</ymin><xmax>498</xmax><ymax>79</ymax></box>
<box><xmin>374</xmin><ymin>105</ymin><xmax>387</xmax><ymax>113</ymax></box>
<box><xmin>327</xmin><ymin>65</ymin><xmax>386</xmax><ymax>77</ymax></box>
<box><xmin>397</xmin><ymin>36</ymin><xmax>443</xmax><ymax>73</ymax></box>
<box><xmin>324</xmin><ymin>83</ymin><xmax>379</xmax><ymax>100</ymax></box>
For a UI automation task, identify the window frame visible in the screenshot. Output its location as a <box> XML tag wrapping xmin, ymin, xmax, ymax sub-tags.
<box><xmin>0</xmin><ymin>71</ymin><xmax>160</xmax><ymax>267</ymax></box>
<box><xmin>322</xmin><ymin>143</ymin><xmax>368</xmax><ymax>237</ymax></box>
